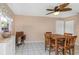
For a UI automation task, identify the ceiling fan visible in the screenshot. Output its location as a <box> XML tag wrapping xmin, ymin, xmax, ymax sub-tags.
<box><xmin>46</xmin><ymin>3</ymin><xmax>72</xmax><ymax>15</ymax></box>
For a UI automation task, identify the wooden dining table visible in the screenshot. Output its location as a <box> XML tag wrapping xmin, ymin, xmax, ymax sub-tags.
<box><xmin>50</xmin><ymin>34</ymin><xmax>65</xmax><ymax>55</ymax></box>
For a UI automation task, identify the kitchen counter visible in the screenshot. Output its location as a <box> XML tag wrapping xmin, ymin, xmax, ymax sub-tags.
<box><xmin>0</xmin><ymin>37</ymin><xmax>10</xmax><ymax>43</ymax></box>
<box><xmin>0</xmin><ymin>36</ymin><xmax>15</xmax><ymax>55</ymax></box>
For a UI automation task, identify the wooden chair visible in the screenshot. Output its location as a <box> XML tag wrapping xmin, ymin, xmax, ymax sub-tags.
<box><xmin>64</xmin><ymin>35</ymin><xmax>77</xmax><ymax>55</ymax></box>
<box><xmin>64</xmin><ymin>33</ymin><xmax>72</xmax><ymax>36</ymax></box>
<box><xmin>16</xmin><ymin>31</ymin><xmax>26</xmax><ymax>46</ymax></box>
<box><xmin>57</xmin><ymin>35</ymin><xmax>77</xmax><ymax>55</ymax></box>
<box><xmin>49</xmin><ymin>35</ymin><xmax>55</xmax><ymax>54</ymax></box>
<box><xmin>56</xmin><ymin>37</ymin><xmax>65</xmax><ymax>55</ymax></box>
<box><xmin>45</xmin><ymin>33</ymin><xmax>55</xmax><ymax>55</ymax></box>
<box><xmin>44</xmin><ymin>32</ymin><xmax>53</xmax><ymax>52</ymax></box>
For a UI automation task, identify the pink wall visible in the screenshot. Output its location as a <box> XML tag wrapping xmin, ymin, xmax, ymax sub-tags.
<box><xmin>14</xmin><ymin>15</ymin><xmax>79</xmax><ymax>44</ymax></box>
<box><xmin>65</xmin><ymin>15</ymin><xmax>79</xmax><ymax>45</ymax></box>
<box><xmin>14</xmin><ymin>15</ymin><xmax>60</xmax><ymax>42</ymax></box>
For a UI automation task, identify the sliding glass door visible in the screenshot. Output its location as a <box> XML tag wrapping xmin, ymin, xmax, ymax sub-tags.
<box><xmin>56</xmin><ymin>20</ymin><xmax>75</xmax><ymax>35</ymax></box>
<box><xmin>56</xmin><ymin>20</ymin><xmax>65</xmax><ymax>34</ymax></box>
<box><xmin>65</xmin><ymin>20</ymin><xmax>74</xmax><ymax>34</ymax></box>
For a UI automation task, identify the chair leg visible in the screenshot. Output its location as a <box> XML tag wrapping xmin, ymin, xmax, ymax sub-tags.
<box><xmin>62</xmin><ymin>49</ymin><xmax>64</xmax><ymax>55</ymax></box>
<box><xmin>45</xmin><ymin>46</ymin><xmax>46</xmax><ymax>51</ymax></box>
<box><xmin>72</xmin><ymin>47</ymin><xmax>75</xmax><ymax>55</ymax></box>
<box><xmin>45</xmin><ymin>42</ymin><xmax>46</xmax><ymax>51</ymax></box>
<box><xmin>49</xmin><ymin>45</ymin><xmax>51</xmax><ymax>55</ymax></box>
<box><xmin>55</xmin><ymin>46</ymin><xmax>58</xmax><ymax>55</ymax></box>
<box><xmin>69</xmin><ymin>49</ymin><xmax>71</xmax><ymax>55</ymax></box>
<box><xmin>63</xmin><ymin>48</ymin><xmax>66</xmax><ymax>55</ymax></box>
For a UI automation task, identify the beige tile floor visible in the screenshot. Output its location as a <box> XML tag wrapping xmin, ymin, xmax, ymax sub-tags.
<box><xmin>15</xmin><ymin>42</ymin><xmax>79</xmax><ymax>55</ymax></box>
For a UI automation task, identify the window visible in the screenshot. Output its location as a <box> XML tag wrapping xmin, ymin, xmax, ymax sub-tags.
<box><xmin>56</xmin><ymin>20</ymin><xmax>75</xmax><ymax>35</ymax></box>
<box><xmin>56</xmin><ymin>20</ymin><xmax>64</xmax><ymax>34</ymax></box>
<box><xmin>0</xmin><ymin>14</ymin><xmax>13</xmax><ymax>33</ymax></box>
<box><xmin>65</xmin><ymin>20</ymin><xmax>74</xmax><ymax>34</ymax></box>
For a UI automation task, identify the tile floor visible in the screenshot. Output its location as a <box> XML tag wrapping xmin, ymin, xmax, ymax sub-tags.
<box><xmin>15</xmin><ymin>42</ymin><xmax>79</xmax><ymax>55</ymax></box>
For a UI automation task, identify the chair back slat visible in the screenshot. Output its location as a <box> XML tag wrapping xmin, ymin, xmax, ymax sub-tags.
<box><xmin>65</xmin><ymin>35</ymin><xmax>77</xmax><ymax>47</ymax></box>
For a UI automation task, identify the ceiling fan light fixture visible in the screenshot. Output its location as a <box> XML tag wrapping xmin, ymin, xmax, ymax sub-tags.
<box><xmin>53</xmin><ymin>11</ymin><xmax>60</xmax><ymax>15</ymax></box>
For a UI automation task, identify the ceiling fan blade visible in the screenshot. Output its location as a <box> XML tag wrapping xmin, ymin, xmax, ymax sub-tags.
<box><xmin>46</xmin><ymin>9</ymin><xmax>54</xmax><ymax>11</ymax></box>
<box><xmin>59</xmin><ymin>3</ymin><xmax>70</xmax><ymax>9</ymax></box>
<box><xmin>46</xmin><ymin>12</ymin><xmax>54</xmax><ymax>15</ymax></box>
<box><xmin>60</xmin><ymin>8</ymin><xmax>72</xmax><ymax>12</ymax></box>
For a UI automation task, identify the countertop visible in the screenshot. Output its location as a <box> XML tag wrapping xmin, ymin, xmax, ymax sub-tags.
<box><xmin>0</xmin><ymin>36</ymin><xmax>15</xmax><ymax>43</ymax></box>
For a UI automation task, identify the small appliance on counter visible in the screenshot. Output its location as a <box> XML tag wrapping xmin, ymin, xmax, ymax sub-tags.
<box><xmin>1</xmin><ymin>32</ymin><xmax>11</xmax><ymax>38</ymax></box>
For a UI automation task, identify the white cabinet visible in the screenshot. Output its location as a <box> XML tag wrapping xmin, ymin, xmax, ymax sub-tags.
<box><xmin>0</xmin><ymin>36</ymin><xmax>15</xmax><ymax>55</ymax></box>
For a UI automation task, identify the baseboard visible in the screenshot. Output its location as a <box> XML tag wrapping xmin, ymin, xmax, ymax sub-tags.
<box><xmin>25</xmin><ymin>41</ymin><xmax>44</xmax><ymax>43</ymax></box>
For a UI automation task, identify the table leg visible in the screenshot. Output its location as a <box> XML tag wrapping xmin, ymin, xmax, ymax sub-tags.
<box><xmin>55</xmin><ymin>39</ymin><xmax>58</xmax><ymax>55</ymax></box>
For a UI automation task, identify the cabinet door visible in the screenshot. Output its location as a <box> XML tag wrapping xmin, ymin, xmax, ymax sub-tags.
<box><xmin>5</xmin><ymin>36</ymin><xmax>15</xmax><ymax>55</ymax></box>
<box><xmin>0</xmin><ymin>43</ymin><xmax>7</xmax><ymax>55</ymax></box>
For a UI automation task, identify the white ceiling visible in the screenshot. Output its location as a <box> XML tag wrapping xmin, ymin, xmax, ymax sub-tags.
<box><xmin>7</xmin><ymin>3</ymin><xmax>79</xmax><ymax>18</ymax></box>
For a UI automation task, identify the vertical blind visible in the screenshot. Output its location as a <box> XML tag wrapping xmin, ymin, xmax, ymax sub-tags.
<box><xmin>56</xmin><ymin>20</ymin><xmax>65</xmax><ymax>34</ymax></box>
<box><xmin>56</xmin><ymin>20</ymin><xmax>74</xmax><ymax>35</ymax></box>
